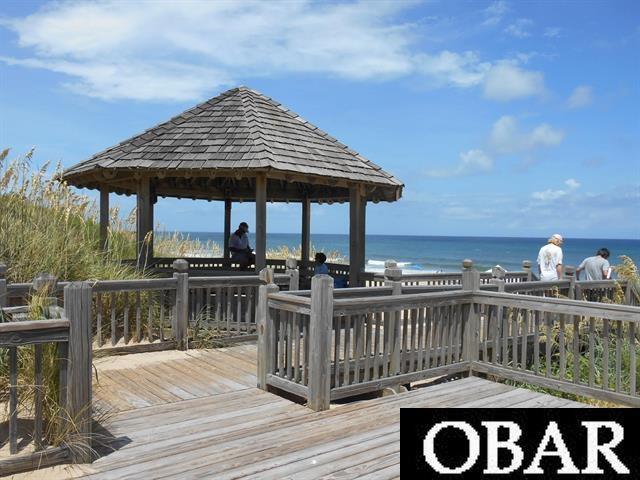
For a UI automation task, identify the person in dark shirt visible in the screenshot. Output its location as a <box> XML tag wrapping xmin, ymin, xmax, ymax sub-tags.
<box><xmin>314</xmin><ymin>252</ymin><xmax>329</xmax><ymax>275</ymax></box>
<box><xmin>229</xmin><ymin>222</ymin><xmax>255</xmax><ymax>269</ymax></box>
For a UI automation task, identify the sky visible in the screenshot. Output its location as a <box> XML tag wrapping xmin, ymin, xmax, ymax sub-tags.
<box><xmin>0</xmin><ymin>0</ymin><xmax>639</xmax><ymax>239</ymax></box>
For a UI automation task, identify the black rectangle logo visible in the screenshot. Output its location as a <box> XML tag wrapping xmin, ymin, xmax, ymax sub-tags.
<box><xmin>400</xmin><ymin>408</ymin><xmax>639</xmax><ymax>478</ymax></box>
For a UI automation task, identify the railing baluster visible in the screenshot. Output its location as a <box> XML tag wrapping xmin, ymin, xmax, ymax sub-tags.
<box><xmin>603</xmin><ymin>319</ymin><xmax>610</xmax><ymax>390</ymax></box>
<box><xmin>278</xmin><ymin>310</ymin><xmax>285</xmax><ymax>377</ymax></box>
<box><xmin>293</xmin><ymin>313</ymin><xmax>300</xmax><ymax>382</ymax></box>
<box><xmin>417</xmin><ymin>307</ymin><xmax>425</xmax><ymax>370</ymax></box>
<box><xmin>159</xmin><ymin>290</ymin><xmax>165</xmax><ymax>341</ymax></box>
<box><xmin>135</xmin><ymin>291</ymin><xmax>141</xmax><ymax>343</ymax></box>
<box><xmin>589</xmin><ymin>317</ymin><xmax>595</xmax><ymax>387</ymax></box>
<box><xmin>616</xmin><ymin>320</ymin><xmax>622</xmax><ymax>393</ymax></box>
<box><xmin>511</xmin><ymin>308</ymin><xmax>519</xmax><ymax>370</ymax></box>
<box><xmin>344</xmin><ymin>315</ymin><xmax>351</xmax><ymax>386</ymax></box>
<box><xmin>110</xmin><ymin>292</ymin><xmax>117</xmax><ymax>346</ymax></box>
<box><xmin>630</xmin><ymin>323</ymin><xmax>637</xmax><ymax>396</ymax></box>
<box><xmin>237</xmin><ymin>286</ymin><xmax>243</xmax><ymax>335</ymax></box>
<box><xmin>520</xmin><ymin>309</ymin><xmax>529</xmax><ymax>370</ymax></box>
<box><xmin>572</xmin><ymin>314</ymin><xmax>580</xmax><ymax>384</ymax></box>
<box><xmin>382</xmin><ymin>309</ymin><xmax>390</xmax><ymax>377</ymax></box>
<box><xmin>147</xmin><ymin>292</ymin><xmax>154</xmax><ymax>341</ymax></box>
<box><xmin>533</xmin><ymin>310</ymin><xmax>540</xmax><ymax>374</ymax></box>
<box><xmin>302</xmin><ymin>315</ymin><xmax>309</xmax><ymax>386</ymax></box>
<box><xmin>286</xmin><ymin>311</ymin><xmax>293</xmax><ymax>380</ymax></box>
<box><xmin>34</xmin><ymin>344</ymin><xmax>43</xmax><ymax>451</ymax></box>
<box><xmin>226</xmin><ymin>287</ymin><xmax>232</xmax><ymax>333</ymax></box>
<box><xmin>410</xmin><ymin>308</ymin><xmax>418</xmax><ymax>370</ymax></box>
<box><xmin>215</xmin><ymin>286</ymin><xmax>222</xmax><ymax>331</ymax></box>
<box><xmin>363</xmin><ymin>313</ymin><xmax>373</xmax><ymax>382</ymax></box>
<box><xmin>373</xmin><ymin>311</ymin><xmax>382</xmax><ymax>380</ymax></box>
<box><xmin>123</xmin><ymin>291</ymin><xmax>129</xmax><ymax>344</ymax></box>
<box><xmin>354</xmin><ymin>315</ymin><xmax>363</xmax><ymax>383</ymax></box>
<box><xmin>425</xmin><ymin>306</ymin><xmax>433</xmax><ymax>369</ymax></box>
<box><xmin>96</xmin><ymin>292</ymin><xmax>103</xmax><ymax>347</ymax></box>
<box><xmin>9</xmin><ymin>346</ymin><xmax>18</xmax><ymax>454</ymax></box>
<box><xmin>333</xmin><ymin>317</ymin><xmax>341</xmax><ymax>388</ymax></box>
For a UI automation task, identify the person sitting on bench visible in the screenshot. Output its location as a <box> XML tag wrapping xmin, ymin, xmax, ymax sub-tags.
<box><xmin>314</xmin><ymin>252</ymin><xmax>329</xmax><ymax>275</ymax></box>
<box><xmin>229</xmin><ymin>222</ymin><xmax>255</xmax><ymax>269</ymax></box>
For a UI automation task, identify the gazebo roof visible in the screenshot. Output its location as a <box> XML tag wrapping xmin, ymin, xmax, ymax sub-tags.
<box><xmin>62</xmin><ymin>86</ymin><xmax>403</xmax><ymax>203</ymax></box>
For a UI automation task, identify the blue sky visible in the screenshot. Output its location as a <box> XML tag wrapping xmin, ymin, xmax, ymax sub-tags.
<box><xmin>1</xmin><ymin>0</ymin><xmax>638</xmax><ymax>239</ymax></box>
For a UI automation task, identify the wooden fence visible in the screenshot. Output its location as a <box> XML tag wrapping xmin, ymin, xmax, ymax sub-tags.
<box><xmin>1</xmin><ymin>261</ymin><xmax>296</xmax><ymax>356</ymax></box>
<box><xmin>1</xmin><ymin>283</ymin><xmax>92</xmax><ymax>475</ymax></box>
<box><xmin>258</xmin><ymin>261</ymin><xmax>640</xmax><ymax>411</ymax></box>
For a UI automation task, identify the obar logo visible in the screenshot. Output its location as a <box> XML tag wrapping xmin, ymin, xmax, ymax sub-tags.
<box><xmin>401</xmin><ymin>409</ymin><xmax>638</xmax><ymax>479</ymax></box>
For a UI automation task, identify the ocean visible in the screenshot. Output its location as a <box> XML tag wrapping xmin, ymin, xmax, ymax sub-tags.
<box><xmin>170</xmin><ymin>232</ymin><xmax>640</xmax><ymax>274</ymax></box>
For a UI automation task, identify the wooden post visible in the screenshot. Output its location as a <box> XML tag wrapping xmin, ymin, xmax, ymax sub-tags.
<box><xmin>173</xmin><ymin>259</ymin><xmax>189</xmax><ymax>350</ymax></box>
<box><xmin>301</xmin><ymin>196</ymin><xmax>311</xmax><ymax>273</ymax></box>
<box><xmin>255</xmin><ymin>175</ymin><xmax>267</xmax><ymax>272</ymax></box>
<box><xmin>257</xmin><ymin>269</ymin><xmax>279</xmax><ymax>390</ymax></box>
<box><xmin>223</xmin><ymin>199</ymin><xmax>232</xmax><ymax>267</ymax></box>
<box><xmin>349</xmin><ymin>187</ymin><xmax>365</xmax><ymax>287</ymax></box>
<box><xmin>63</xmin><ymin>282</ymin><xmax>93</xmax><ymax>463</ymax></box>
<box><xmin>99</xmin><ymin>186</ymin><xmax>109</xmax><ymax>252</ymax></box>
<box><xmin>285</xmin><ymin>258</ymin><xmax>299</xmax><ymax>291</ymax></box>
<box><xmin>565</xmin><ymin>266</ymin><xmax>576</xmax><ymax>299</ymax></box>
<box><xmin>461</xmin><ymin>259</ymin><xmax>480</xmax><ymax>365</ymax></box>
<box><xmin>0</xmin><ymin>263</ymin><xmax>7</xmax><ymax>308</ymax></box>
<box><xmin>384</xmin><ymin>260</ymin><xmax>403</xmax><ymax>375</ymax></box>
<box><xmin>136</xmin><ymin>177</ymin><xmax>152</xmax><ymax>270</ymax></box>
<box><xmin>308</xmin><ymin>274</ymin><xmax>334</xmax><ymax>411</ymax></box>
<box><xmin>522</xmin><ymin>260</ymin><xmax>532</xmax><ymax>281</ymax></box>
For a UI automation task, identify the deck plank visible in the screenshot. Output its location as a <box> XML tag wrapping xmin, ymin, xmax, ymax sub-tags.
<box><xmin>13</xmin><ymin>344</ymin><xmax>592</xmax><ymax>480</ymax></box>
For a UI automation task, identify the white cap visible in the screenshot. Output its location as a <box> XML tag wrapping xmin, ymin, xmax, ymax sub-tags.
<box><xmin>550</xmin><ymin>233</ymin><xmax>563</xmax><ymax>242</ymax></box>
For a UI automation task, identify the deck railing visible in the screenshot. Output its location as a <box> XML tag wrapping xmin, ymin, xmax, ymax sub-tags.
<box><xmin>259</xmin><ymin>260</ymin><xmax>640</xmax><ymax>410</ymax></box>
<box><xmin>1</xmin><ymin>283</ymin><xmax>92</xmax><ymax>475</ymax></box>
<box><xmin>1</xmin><ymin>261</ymin><xmax>296</xmax><ymax>356</ymax></box>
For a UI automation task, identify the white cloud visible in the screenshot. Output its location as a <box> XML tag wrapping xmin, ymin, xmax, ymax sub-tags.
<box><xmin>483</xmin><ymin>63</ymin><xmax>545</xmax><ymax>101</ymax></box>
<box><xmin>544</xmin><ymin>27</ymin><xmax>562</xmax><ymax>38</ymax></box>
<box><xmin>489</xmin><ymin>115</ymin><xmax>564</xmax><ymax>154</ymax></box>
<box><xmin>504</xmin><ymin>19</ymin><xmax>533</xmax><ymax>38</ymax></box>
<box><xmin>531</xmin><ymin>178</ymin><xmax>581</xmax><ymax>202</ymax></box>
<box><xmin>483</xmin><ymin>1</ymin><xmax>509</xmax><ymax>26</ymax></box>
<box><xmin>0</xmin><ymin>0</ymin><xmax>549</xmax><ymax>103</ymax></box>
<box><xmin>414</xmin><ymin>51</ymin><xmax>490</xmax><ymax>88</ymax></box>
<box><xmin>567</xmin><ymin>85</ymin><xmax>594</xmax><ymax>109</ymax></box>
<box><xmin>1</xmin><ymin>1</ymin><xmax>415</xmax><ymax>101</ymax></box>
<box><xmin>425</xmin><ymin>149</ymin><xmax>494</xmax><ymax>177</ymax></box>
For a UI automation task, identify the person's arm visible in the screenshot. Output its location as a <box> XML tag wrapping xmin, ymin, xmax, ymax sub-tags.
<box><xmin>556</xmin><ymin>249</ymin><xmax>563</xmax><ymax>279</ymax></box>
<box><xmin>576</xmin><ymin>260</ymin><xmax>585</xmax><ymax>281</ymax></box>
<box><xmin>602</xmin><ymin>259</ymin><xmax>611</xmax><ymax>279</ymax></box>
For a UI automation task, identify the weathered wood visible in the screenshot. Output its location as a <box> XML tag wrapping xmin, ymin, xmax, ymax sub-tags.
<box><xmin>266</xmin><ymin>373</ymin><xmax>309</xmax><ymax>399</ymax></box>
<box><xmin>472</xmin><ymin>362</ymin><xmax>640</xmax><ymax>407</ymax></box>
<box><xmin>0</xmin><ymin>446</ymin><xmax>70</xmax><ymax>476</ymax></box>
<box><xmin>308</xmin><ymin>275</ymin><xmax>334</xmax><ymax>411</ymax></box>
<box><xmin>136</xmin><ymin>176</ymin><xmax>153</xmax><ymax>269</ymax></box>
<box><xmin>223</xmin><ymin>199</ymin><xmax>232</xmax><ymax>265</ymax></box>
<box><xmin>257</xmin><ymin>280</ymin><xmax>280</xmax><ymax>390</ymax></box>
<box><xmin>255</xmin><ymin>175</ymin><xmax>267</xmax><ymax>271</ymax></box>
<box><xmin>349</xmin><ymin>187</ymin><xmax>365</xmax><ymax>287</ymax></box>
<box><xmin>92</xmin><ymin>277</ymin><xmax>177</xmax><ymax>293</ymax></box>
<box><xmin>173</xmin><ymin>259</ymin><xmax>189</xmax><ymax>349</ymax></box>
<box><xmin>301</xmin><ymin>196</ymin><xmax>311</xmax><ymax>269</ymax></box>
<box><xmin>34</xmin><ymin>344</ymin><xmax>44</xmax><ymax>451</ymax></box>
<box><xmin>9</xmin><ymin>346</ymin><xmax>18</xmax><ymax>454</ymax></box>
<box><xmin>100</xmin><ymin>186</ymin><xmax>109</xmax><ymax>251</ymax></box>
<box><xmin>63</xmin><ymin>281</ymin><xmax>93</xmax><ymax>463</ymax></box>
<box><xmin>0</xmin><ymin>262</ymin><xmax>7</xmax><ymax>308</ymax></box>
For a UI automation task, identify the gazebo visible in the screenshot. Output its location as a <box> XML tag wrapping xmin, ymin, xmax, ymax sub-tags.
<box><xmin>62</xmin><ymin>87</ymin><xmax>403</xmax><ymax>286</ymax></box>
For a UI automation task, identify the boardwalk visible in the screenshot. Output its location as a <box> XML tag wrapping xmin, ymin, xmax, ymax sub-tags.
<box><xmin>11</xmin><ymin>344</ymin><xmax>589</xmax><ymax>480</ymax></box>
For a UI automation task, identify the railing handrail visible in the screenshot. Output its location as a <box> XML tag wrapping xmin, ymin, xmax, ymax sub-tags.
<box><xmin>91</xmin><ymin>277</ymin><xmax>178</xmax><ymax>293</ymax></box>
<box><xmin>0</xmin><ymin>318</ymin><xmax>70</xmax><ymax>335</ymax></box>
<box><xmin>473</xmin><ymin>290</ymin><xmax>640</xmax><ymax>320</ymax></box>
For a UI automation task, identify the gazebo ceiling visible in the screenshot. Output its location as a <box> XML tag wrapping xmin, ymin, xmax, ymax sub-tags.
<box><xmin>62</xmin><ymin>86</ymin><xmax>403</xmax><ymax>203</ymax></box>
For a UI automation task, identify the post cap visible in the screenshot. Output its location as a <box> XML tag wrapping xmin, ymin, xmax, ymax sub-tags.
<box><xmin>285</xmin><ymin>258</ymin><xmax>298</xmax><ymax>269</ymax></box>
<box><xmin>384</xmin><ymin>259</ymin><xmax>397</xmax><ymax>268</ymax></box>
<box><xmin>0</xmin><ymin>263</ymin><xmax>6</xmax><ymax>277</ymax></box>
<box><xmin>172</xmin><ymin>259</ymin><xmax>189</xmax><ymax>272</ymax></box>
<box><xmin>564</xmin><ymin>265</ymin><xmax>576</xmax><ymax>276</ymax></box>
<box><xmin>384</xmin><ymin>267</ymin><xmax>403</xmax><ymax>281</ymax></box>
<box><xmin>491</xmin><ymin>265</ymin><xmax>506</xmax><ymax>279</ymax></box>
<box><xmin>462</xmin><ymin>259</ymin><xmax>473</xmax><ymax>269</ymax></box>
<box><xmin>522</xmin><ymin>260</ymin><xmax>532</xmax><ymax>269</ymax></box>
<box><xmin>259</xmin><ymin>267</ymin><xmax>275</xmax><ymax>284</ymax></box>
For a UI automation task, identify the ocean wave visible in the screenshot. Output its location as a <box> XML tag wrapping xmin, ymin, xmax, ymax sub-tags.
<box><xmin>367</xmin><ymin>259</ymin><xmax>412</xmax><ymax>267</ymax></box>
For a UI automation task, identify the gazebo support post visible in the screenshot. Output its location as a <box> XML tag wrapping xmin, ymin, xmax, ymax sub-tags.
<box><xmin>349</xmin><ymin>187</ymin><xmax>366</xmax><ymax>287</ymax></box>
<box><xmin>99</xmin><ymin>186</ymin><xmax>109</xmax><ymax>252</ymax></box>
<box><xmin>136</xmin><ymin>177</ymin><xmax>153</xmax><ymax>269</ymax></box>
<box><xmin>301</xmin><ymin>196</ymin><xmax>311</xmax><ymax>275</ymax></box>
<box><xmin>223</xmin><ymin>199</ymin><xmax>232</xmax><ymax>267</ymax></box>
<box><xmin>255</xmin><ymin>175</ymin><xmax>267</xmax><ymax>271</ymax></box>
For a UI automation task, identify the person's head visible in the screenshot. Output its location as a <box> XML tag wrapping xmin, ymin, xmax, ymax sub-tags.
<box><xmin>238</xmin><ymin>222</ymin><xmax>249</xmax><ymax>233</ymax></box>
<box><xmin>548</xmin><ymin>233</ymin><xmax>563</xmax><ymax>246</ymax></box>
<box><xmin>315</xmin><ymin>252</ymin><xmax>327</xmax><ymax>264</ymax></box>
<box><xmin>597</xmin><ymin>248</ymin><xmax>610</xmax><ymax>259</ymax></box>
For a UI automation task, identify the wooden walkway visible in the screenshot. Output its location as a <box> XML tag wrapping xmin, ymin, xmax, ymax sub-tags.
<box><xmin>9</xmin><ymin>344</ymin><xmax>589</xmax><ymax>480</ymax></box>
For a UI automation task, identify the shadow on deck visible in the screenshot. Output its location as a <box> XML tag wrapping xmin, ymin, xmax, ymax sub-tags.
<box><xmin>14</xmin><ymin>344</ymin><xmax>589</xmax><ymax>480</ymax></box>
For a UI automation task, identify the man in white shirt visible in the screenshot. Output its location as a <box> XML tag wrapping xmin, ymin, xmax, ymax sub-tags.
<box><xmin>537</xmin><ymin>234</ymin><xmax>564</xmax><ymax>281</ymax></box>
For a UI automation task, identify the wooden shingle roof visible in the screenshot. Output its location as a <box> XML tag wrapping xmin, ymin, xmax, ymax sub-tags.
<box><xmin>63</xmin><ymin>87</ymin><xmax>403</xmax><ymax>202</ymax></box>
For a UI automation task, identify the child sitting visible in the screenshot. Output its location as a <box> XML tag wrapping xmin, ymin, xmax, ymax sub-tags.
<box><xmin>314</xmin><ymin>252</ymin><xmax>329</xmax><ymax>275</ymax></box>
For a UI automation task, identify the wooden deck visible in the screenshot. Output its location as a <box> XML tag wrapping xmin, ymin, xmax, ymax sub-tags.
<box><xmin>10</xmin><ymin>344</ymin><xmax>590</xmax><ymax>480</ymax></box>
